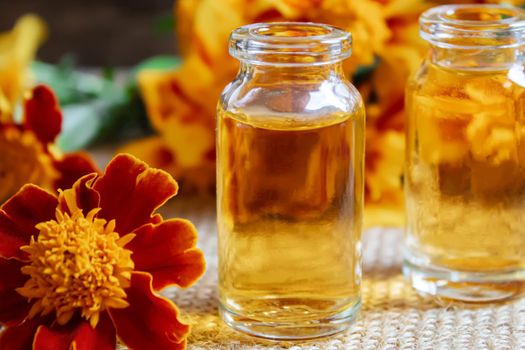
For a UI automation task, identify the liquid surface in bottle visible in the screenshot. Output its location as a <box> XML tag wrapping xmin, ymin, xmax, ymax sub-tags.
<box><xmin>406</xmin><ymin>62</ymin><xmax>525</xmax><ymax>272</ymax></box>
<box><xmin>217</xmin><ymin>108</ymin><xmax>364</xmax><ymax>322</ymax></box>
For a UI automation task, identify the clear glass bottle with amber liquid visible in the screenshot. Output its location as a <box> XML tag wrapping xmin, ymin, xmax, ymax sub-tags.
<box><xmin>216</xmin><ymin>23</ymin><xmax>365</xmax><ymax>339</ymax></box>
<box><xmin>405</xmin><ymin>4</ymin><xmax>525</xmax><ymax>302</ymax></box>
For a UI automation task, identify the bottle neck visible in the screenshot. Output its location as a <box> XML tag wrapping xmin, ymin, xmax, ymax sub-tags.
<box><xmin>429</xmin><ymin>44</ymin><xmax>525</xmax><ymax>71</ymax></box>
<box><xmin>240</xmin><ymin>61</ymin><xmax>346</xmax><ymax>82</ymax></box>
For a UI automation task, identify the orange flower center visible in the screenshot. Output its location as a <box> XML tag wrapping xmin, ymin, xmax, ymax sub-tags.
<box><xmin>16</xmin><ymin>208</ymin><xmax>135</xmax><ymax>328</ymax></box>
<box><xmin>0</xmin><ymin>127</ymin><xmax>57</xmax><ymax>201</ymax></box>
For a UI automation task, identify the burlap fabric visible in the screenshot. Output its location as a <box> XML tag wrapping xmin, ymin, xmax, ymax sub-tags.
<box><xmin>151</xmin><ymin>197</ymin><xmax>525</xmax><ymax>350</ymax></box>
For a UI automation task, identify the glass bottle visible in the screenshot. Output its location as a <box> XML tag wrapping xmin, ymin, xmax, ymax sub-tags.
<box><xmin>216</xmin><ymin>22</ymin><xmax>365</xmax><ymax>339</ymax></box>
<box><xmin>405</xmin><ymin>4</ymin><xmax>525</xmax><ymax>302</ymax></box>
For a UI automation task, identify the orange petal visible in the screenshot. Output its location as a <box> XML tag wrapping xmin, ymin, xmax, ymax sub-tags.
<box><xmin>0</xmin><ymin>317</ymin><xmax>42</xmax><ymax>350</ymax></box>
<box><xmin>118</xmin><ymin>136</ymin><xmax>177</xmax><ymax>172</ymax></box>
<box><xmin>109</xmin><ymin>272</ymin><xmax>189</xmax><ymax>350</ymax></box>
<box><xmin>0</xmin><ymin>184</ymin><xmax>57</xmax><ymax>259</ymax></box>
<box><xmin>23</xmin><ymin>85</ymin><xmax>62</xmax><ymax>145</ymax></box>
<box><xmin>93</xmin><ymin>154</ymin><xmax>178</xmax><ymax>234</ymax></box>
<box><xmin>0</xmin><ymin>258</ymin><xmax>29</xmax><ymax>325</ymax></box>
<box><xmin>53</xmin><ymin>152</ymin><xmax>99</xmax><ymax>192</ymax></box>
<box><xmin>57</xmin><ymin>173</ymin><xmax>99</xmax><ymax>215</ymax></box>
<box><xmin>129</xmin><ymin>219</ymin><xmax>205</xmax><ymax>290</ymax></box>
<box><xmin>32</xmin><ymin>315</ymin><xmax>115</xmax><ymax>350</ymax></box>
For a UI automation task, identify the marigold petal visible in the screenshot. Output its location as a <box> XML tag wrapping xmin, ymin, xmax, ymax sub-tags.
<box><xmin>23</xmin><ymin>85</ymin><xmax>62</xmax><ymax>145</ymax></box>
<box><xmin>0</xmin><ymin>258</ymin><xmax>30</xmax><ymax>325</ymax></box>
<box><xmin>57</xmin><ymin>173</ymin><xmax>99</xmax><ymax>215</ymax></box>
<box><xmin>150</xmin><ymin>213</ymin><xmax>163</xmax><ymax>225</ymax></box>
<box><xmin>0</xmin><ymin>317</ymin><xmax>42</xmax><ymax>350</ymax></box>
<box><xmin>118</xmin><ymin>136</ymin><xmax>176</xmax><ymax>172</ymax></box>
<box><xmin>32</xmin><ymin>315</ymin><xmax>115</xmax><ymax>350</ymax></box>
<box><xmin>0</xmin><ymin>184</ymin><xmax>56</xmax><ymax>259</ymax></box>
<box><xmin>53</xmin><ymin>152</ymin><xmax>99</xmax><ymax>192</ymax></box>
<box><xmin>163</xmin><ymin>117</ymin><xmax>215</xmax><ymax>169</ymax></box>
<box><xmin>2</xmin><ymin>184</ymin><xmax>57</xmax><ymax>234</ymax></box>
<box><xmin>93</xmin><ymin>154</ymin><xmax>178</xmax><ymax>234</ymax></box>
<box><xmin>0</xmin><ymin>212</ymin><xmax>29</xmax><ymax>260</ymax></box>
<box><xmin>129</xmin><ymin>219</ymin><xmax>205</xmax><ymax>290</ymax></box>
<box><xmin>190</xmin><ymin>0</ymin><xmax>243</xmax><ymax>65</ymax></box>
<box><xmin>109</xmin><ymin>272</ymin><xmax>189</xmax><ymax>350</ymax></box>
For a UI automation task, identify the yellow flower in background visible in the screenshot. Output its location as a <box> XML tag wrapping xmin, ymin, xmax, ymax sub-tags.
<box><xmin>120</xmin><ymin>64</ymin><xmax>217</xmax><ymax>193</ymax></box>
<box><xmin>128</xmin><ymin>0</ymin><xmax>410</xmax><ymax>222</ymax></box>
<box><xmin>0</xmin><ymin>14</ymin><xmax>47</xmax><ymax>122</ymax></box>
<box><xmin>129</xmin><ymin>0</ymin><xmax>521</xmax><ymax>225</ymax></box>
<box><xmin>127</xmin><ymin>0</ymin><xmax>392</xmax><ymax>199</ymax></box>
<box><xmin>358</xmin><ymin>0</ymin><xmax>427</xmax><ymax>226</ymax></box>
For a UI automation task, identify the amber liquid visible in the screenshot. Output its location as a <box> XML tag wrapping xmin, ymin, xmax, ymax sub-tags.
<box><xmin>217</xmin><ymin>108</ymin><xmax>364</xmax><ymax>327</ymax></box>
<box><xmin>406</xmin><ymin>62</ymin><xmax>525</xmax><ymax>272</ymax></box>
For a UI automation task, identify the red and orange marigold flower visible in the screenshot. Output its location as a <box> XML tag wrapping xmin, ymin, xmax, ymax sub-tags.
<box><xmin>0</xmin><ymin>84</ymin><xmax>98</xmax><ymax>202</ymax></box>
<box><xmin>0</xmin><ymin>153</ymin><xmax>206</xmax><ymax>350</ymax></box>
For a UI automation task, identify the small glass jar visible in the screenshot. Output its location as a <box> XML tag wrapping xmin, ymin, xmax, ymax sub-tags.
<box><xmin>216</xmin><ymin>23</ymin><xmax>365</xmax><ymax>339</ymax></box>
<box><xmin>405</xmin><ymin>4</ymin><xmax>525</xmax><ymax>302</ymax></box>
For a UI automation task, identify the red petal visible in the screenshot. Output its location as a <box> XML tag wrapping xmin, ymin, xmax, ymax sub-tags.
<box><xmin>0</xmin><ymin>212</ymin><xmax>29</xmax><ymax>260</ymax></box>
<box><xmin>0</xmin><ymin>258</ymin><xmax>29</xmax><ymax>325</ymax></box>
<box><xmin>109</xmin><ymin>272</ymin><xmax>189</xmax><ymax>350</ymax></box>
<box><xmin>0</xmin><ymin>317</ymin><xmax>41</xmax><ymax>350</ymax></box>
<box><xmin>70</xmin><ymin>314</ymin><xmax>115</xmax><ymax>350</ymax></box>
<box><xmin>57</xmin><ymin>173</ymin><xmax>99</xmax><ymax>215</ymax></box>
<box><xmin>32</xmin><ymin>325</ymin><xmax>69</xmax><ymax>350</ymax></box>
<box><xmin>23</xmin><ymin>85</ymin><xmax>62</xmax><ymax>145</ymax></box>
<box><xmin>53</xmin><ymin>152</ymin><xmax>99</xmax><ymax>192</ymax></box>
<box><xmin>129</xmin><ymin>219</ymin><xmax>205</xmax><ymax>291</ymax></box>
<box><xmin>32</xmin><ymin>314</ymin><xmax>115</xmax><ymax>350</ymax></box>
<box><xmin>0</xmin><ymin>185</ymin><xmax>57</xmax><ymax>259</ymax></box>
<box><xmin>93</xmin><ymin>154</ymin><xmax>178</xmax><ymax>234</ymax></box>
<box><xmin>150</xmin><ymin>213</ymin><xmax>163</xmax><ymax>225</ymax></box>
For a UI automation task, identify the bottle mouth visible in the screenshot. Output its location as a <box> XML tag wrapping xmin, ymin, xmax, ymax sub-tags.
<box><xmin>229</xmin><ymin>22</ymin><xmax>352</xmax><ymax>66</ymax></box>
<box><xmin>420</xmin><ymin>4</ymin><xmax>525</xmax><ymax>49</ymax></box>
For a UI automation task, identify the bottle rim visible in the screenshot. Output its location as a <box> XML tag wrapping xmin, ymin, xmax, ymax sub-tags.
<box><xmin>420</xmin><ymin>4</ymin><xmax>525</xmax><ymax>49</ymax></box>
<box><xmin>229</xmin><ymin>22</ymin><xmax>352</xmax><ymax>66</ymax></box>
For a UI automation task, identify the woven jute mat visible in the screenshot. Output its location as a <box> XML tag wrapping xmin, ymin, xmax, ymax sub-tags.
<box><xmin>156</xmin><ymin>197</ymin><xmax>525</xmax><ymax>350</ymax></box>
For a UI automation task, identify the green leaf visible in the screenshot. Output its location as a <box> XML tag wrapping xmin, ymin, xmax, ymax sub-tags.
<box><xmin>57</xmin><ymin>103</ymin><xmax>103</xmax><ymax>151</ymax></box>
<box><xmin>132</xmin><ymin>55</ymin><xmax>181</xmax><ymax>77</ymax></box>
<box><xmin>32</xmin><ymin>58</ymin><xmax>114</xmax><ymax>105</ymax></box>
<box><xmin>32</xmin><ymin>56</ymin><xmax>164</xmax><ymax>150</ymax></box>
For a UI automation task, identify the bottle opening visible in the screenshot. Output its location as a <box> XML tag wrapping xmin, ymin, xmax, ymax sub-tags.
<box><xmin>229</xmin><ymin>22</ymin><xmax>352</xmax><ymax>66</ymax></box>
<box><xmin>420</xmin><ymin>4</ymin><xmax>525</xmax><ymax>49</ymax></box>
<box><xmin>249</xmin><ymin>23</ymin><xmax>333</xmax><ymax>38</ymax></box>
<box><xmin>439</xmin><ymin>6</ymin><xmax>516</xmax><ymax>23</ymax></box>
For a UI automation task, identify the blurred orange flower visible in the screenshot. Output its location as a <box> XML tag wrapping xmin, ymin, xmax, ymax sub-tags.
<box><xmin>0</xmin><ymin>154</ymin><xmax>205</xmax><ymax>350</ymax></box>
<box><xmin>127</xmin><ymin>0</ymin><xmax>520</xmax><ymax>225</ymax></box>
<box><xmin>0</xmin><ymin>85</ymin><xmax>98</xmax><ymax>202</ymax></box>
<box><xmin>0</xmin><ymin>14</ymin><xmax>47</xmax><ymax>122</ymax></box>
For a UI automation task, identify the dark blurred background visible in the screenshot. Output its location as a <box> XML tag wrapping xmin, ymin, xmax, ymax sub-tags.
<box><xmin>0</xmin><ymin>0</ymin><xmax>177</xmax><ymax>66</ymax></box>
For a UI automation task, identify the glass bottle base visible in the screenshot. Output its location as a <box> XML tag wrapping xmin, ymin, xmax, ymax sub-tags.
<box><xmin>219</xmin><ymin>300</ymin><xmax>361</xmax><ymax>340</ymax></box>
<box><xmin>403</xmin><ymin>260</ymin><xmax>525</xmax><ymax>303</ymax></box>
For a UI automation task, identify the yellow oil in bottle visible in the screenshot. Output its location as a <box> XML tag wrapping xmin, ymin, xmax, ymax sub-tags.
<box><xmin>217</xmin><ymin>107</ymin><xmax>364</xmax><ymax>331</ymax></box>
<box><xmin>406</xmin><ymin>62</ymin><xmax>525</xmax><ymax>273</ymax></box>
